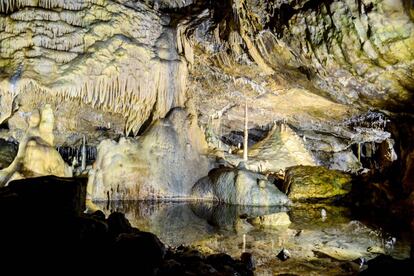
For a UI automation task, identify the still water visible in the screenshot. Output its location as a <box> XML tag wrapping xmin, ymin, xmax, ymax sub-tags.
<box><xmin>97</xmin><ymin>201</ymin><xmax>411</xmax><ymax>275</ymax></box>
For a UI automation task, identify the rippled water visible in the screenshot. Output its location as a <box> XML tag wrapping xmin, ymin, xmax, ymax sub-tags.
<box><xmin>96</xmin><ymin>201</ymin><xmax>411</xmax><ymax>275</ymax></box>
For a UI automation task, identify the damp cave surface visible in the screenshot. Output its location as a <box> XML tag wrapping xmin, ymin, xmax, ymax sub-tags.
<box><xmin>96</xmin><ymin>200</ymin><xmax>411</xmax><ymax>275</ymax></box>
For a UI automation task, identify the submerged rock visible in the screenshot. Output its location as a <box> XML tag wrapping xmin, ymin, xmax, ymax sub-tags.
<box><xmin>247</xmin><ymin>212</ymin><xmax>291</xmax><ymax>227</ymax></box>
<box><xmin>191</xmin><ymin>167</ymin><xmax>290</xmax><ymax>206</ymax></box>
<box><xmin>283</xmin><ymin>166</ymin><xmax>352</xmax><ymax>201</ymax></box>
<box><xmin>277</xmin><ymin>248</ymin><xmax>291</xmax><ymax>261</ymax></box>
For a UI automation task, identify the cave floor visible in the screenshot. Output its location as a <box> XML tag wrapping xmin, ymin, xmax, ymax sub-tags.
<box><xmin>96</xmin><ymin>201</ymin><xmax>411</xmax><ymax>275</ymax></box>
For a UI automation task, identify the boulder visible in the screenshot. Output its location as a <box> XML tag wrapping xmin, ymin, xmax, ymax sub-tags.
<box><xmin>283</xmin><ymin>166</ymin><xmax>352</xmax><ymax>201</ymax></box>
<box><xmin>1</xmin><ymin>176</ymin><xmax>87</xmax><ymax>216</ymax></box>
<box><xmin>114</xmin><ymin>231</ymin><xmax>167</xmax><ymax>271</ymax></box>
<box><xmin>240</xmin><ymin>252</ymin><xmax>256</xmax><ymax>271</ymax></box>
<box><xmin>191</xmin><ymin>167</ymin><xmax>290</xmax><ymax>206</ymax></box>
<box><xmin>107</xmin><ymin>212</ymin><xmax>136</xmax><ymax>238</ymax></box>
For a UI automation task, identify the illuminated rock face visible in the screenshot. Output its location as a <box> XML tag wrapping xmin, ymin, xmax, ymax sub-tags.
<box><xmin>227</xmin><ymin>123</ymin><xmax>317</xmax><ymax>173</ymax></box>
<box><xmin>191</xmin><ymin>167</ymin><xmax>290</xmax><ymax>206</ymax></box>
<box><xmin>283</xmin><ymin>166</ymin><xmax>352</xmax><ymax>201</ymax></box>
<box><xmin>89</xmin><ymin>108</ymin><xmax>211</xmax><ymax>201</ymax></box>
<box><xmin>0</xmin><ymin>1</ymin><xmax>413</xmax><ymax>201</ymax></box>
<box><xmin>0</xmin><ymin>0</ymin><xmax>187</xmax><ymax>142</ymax></box>
<box><xmin>0</xmin><ymin>105</ymin><xmax>72</xmax><ymax>187</ymax></box>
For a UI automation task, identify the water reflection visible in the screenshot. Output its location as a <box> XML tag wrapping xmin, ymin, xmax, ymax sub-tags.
<box><xmin>96</xmin><ymin>201</ymin><xmax>411</xmax><ymax>275</ymax></box>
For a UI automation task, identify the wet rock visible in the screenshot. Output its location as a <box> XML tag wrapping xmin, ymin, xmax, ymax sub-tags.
<box><xmin>277</xmin><ymin>248</ymin><xmax>291</xmax><ymax>261</ymax></box>
<box><xmin>247</xmin><ymin>212</ymin><xmax>291</xmax><ymax>227</ymax></box>
<box><xmin>240</xmin><ymin>252</ymin><xmax>256</xmax><ymax>271</ymax></box>
<box><xmin>206</xmin><ymin>253</ymin><xmax>235</xmax><ymax>268</ymax></box>
<box><xmin>114</xmin><ymin>231</ymin><xmax>166</xmax><ymax>267</ymax></box>
<box><xmin>107</xmin><ymin>212</ymin><xmax>135</xmax><ymax>237</ymax></box>
<box><xmin>176</xmin><ymin>247</ymin><xmax>204</xmax><ymax>263</ymax></box>
<box><xmin>91</xmin><ymin>210</ymin><xmax>106</xmax><ymax>221</ymax></box>
<box><xmin>283</xmin><ymin>166</ymin><xmax>352</xmax><ymax>201</ymax></box>
<box><xmin>360</xmin><ymin>255</ymin><xmax>414</xmax><ymax>275</ymax></box>
<box><xmin>157</xmin><ymin>259</ymin><xmax>184</xmax><ymax>276</ymax></box>
<box><xmin>0</xmin><ymin>177</ymin><xmax>254</xmax><ymax>276</ymax></box>
<box><xmin>192</xmin><ymin>167</ymin><xmax>290</xmax><ymax>206</ymax></box>
<box><xmin>3</xmin><ymin>175</ymin><xmax>87</xmax><ymax>215</ymax></box>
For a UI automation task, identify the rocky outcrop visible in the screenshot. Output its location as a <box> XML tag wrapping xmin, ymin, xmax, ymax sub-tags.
<box><xmin>227</xmin><ymin>123</ymin><xmax>316</xmax><ymax>172</ymax></box>
<box><xmin>0</xmin><ymin>105</ymin><xmax>72</xmax><ymax>187</ymax></box>
<box><xmin>225</xmin><ymin>0</ymin><xmax>414</xmax><ymax>110</ymax></box>
<box><xmin>182</xmin><ymin>0</ymin><xmax>405</xmax><ymax>177</ymax></box>
<box><xmin>283</xmin><ymin>165</ymin><xmax>352</xmax><ymax>201</ymax></box>
<box><xmin>89</xmin><ymin>108</ymin><xmax>211</xmax><ymax>201</ymax></box>
<box><xmin>191</xmin><ymin>166</ymin><xmax>290</xmax><ymax>206</ymax></box>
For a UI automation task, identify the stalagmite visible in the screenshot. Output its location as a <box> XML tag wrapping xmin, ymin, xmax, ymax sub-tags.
<box><xmin>243</xmin><ymin>99</ymin><xmax>248</xmax><ymax>162</ymax></box>
<box><xmin>0</xmin><ymin>105</ymin><xmax>72</xmax><ymax>187</ymax></box>
<box><xmin>81</xmin><ymin>134</ymin><xmax>86</xmax><ymax>171</ymax></box>
<box><xmin>0</xmin><ymin>0</ymin><xmax>189</xmax><ymax>137</ymax></box>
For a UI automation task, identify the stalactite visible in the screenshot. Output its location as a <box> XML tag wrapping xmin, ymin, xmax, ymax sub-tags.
<box><xmin>0</xmin><ymin>0</ymin><xmax>188</xmax><ymax>136</ymax></box>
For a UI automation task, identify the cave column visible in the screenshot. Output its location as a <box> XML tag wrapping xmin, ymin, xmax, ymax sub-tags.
<box><xmin>243</xmin><ymin>99</ymin><xmax>248</xmax><ymax>161</ymax></box>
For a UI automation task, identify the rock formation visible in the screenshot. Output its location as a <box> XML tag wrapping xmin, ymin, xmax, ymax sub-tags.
<box><xmin>191</xmin><ymin>166</ymin><xmax>290</xmax><ymax>206</ymax></box>
<box><xmin>0</xmin><ymin>0</ymin><xmax>188</xmax><ymax>144</ymax></box>
<box><xmin>0</xmin><ymin>105</ymin><xmax>72</xmax><ymax>187</ymax></box>
<box><xmin>89</xmin><ymin>108</ymin><xmax>211</xmax><ymax>201</ymax></box>
<box><xmin>283</xmin><ymin>165</ymin><xmax>352</xmax><ymax>201</ymax></box>
<box><xmin>0</xmin><ymin>0</ymin><xmax>412</xmax><ymax>236</ymax></box>
<box><xmin>227</xmin><ymin>123</ymin><xmax>316</xmax><ymax>173</ymax></box>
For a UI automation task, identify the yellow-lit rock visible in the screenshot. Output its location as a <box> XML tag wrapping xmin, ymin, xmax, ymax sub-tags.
<box><xmin>0</xmin><ymin>105</ymin><xmax>72</xmax><ymax>187</ymax></box>
<box><xmin>247</xmin><ymin>212</ymin><xmax>291</xmax><ymax>227</ymax></box>
<box><xmin>283</xmin><ymin>166</ymin><xmax>352</xmax><ymax>201</ymax></box>
<box><xmin>0</xmin><ymin>0</ymin><xmax>188</xmax><ymax>142</ymax></box>
<box><xmin>89</xmin><ymin>108</ymin><xmax>211</xmax><ymax>200</ymax></box>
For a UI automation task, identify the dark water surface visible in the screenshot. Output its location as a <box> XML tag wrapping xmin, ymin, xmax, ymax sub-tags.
<box><xmin>96</xmin><ymin>201</ymin><xmax>411</xmax><ymax>275</ymax></box>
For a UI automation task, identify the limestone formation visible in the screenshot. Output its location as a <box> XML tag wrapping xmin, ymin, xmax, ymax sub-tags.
<box><xmin>0</xmin><ymin>105</ymin><xmax>72</xmax><ymax>187</ymax></box>
<box><xmin>191</xmin><ymin>167</ymin><xmax>290</xmax><ymax>206</ymax></box>
<box><xmin>0</xmin><ymin>0</ymin><xmax>188</xmax><ymax>143</ymax></box>
<box><xmin>283</xmin><ymin>166</ymin><xmax>352</xmax><ymax>201</ymax></box>
<box><xmin>246</xmin><ymin>212</ymin><xmax>291</xmax><ymax>227</ymax></box>
<box><xmin>89</xmin><ymin>108</ymin><xmax>211</xmax><ymax>201</ymax></box>
<box><xmin>227</xmin><ymin>123</ymin><xmax>316</xmax><ymax>173</ymax></box>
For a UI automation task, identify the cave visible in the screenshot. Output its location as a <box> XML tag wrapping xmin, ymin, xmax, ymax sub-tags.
<box><xmin>0</xmin><ymin>0</ymin><xmax>413</xmax><ymax>274</ymax></box>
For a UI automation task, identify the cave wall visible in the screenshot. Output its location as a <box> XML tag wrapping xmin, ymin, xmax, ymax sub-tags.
<box><xmin>0</xmin><ymin>0</ymin><xmax>188</xmax><ymax>144</ymax></box>
<box><xmin>0</xmin><ymin>1</ymin><xmax>413</xmax><ymax>188</ymax></box>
